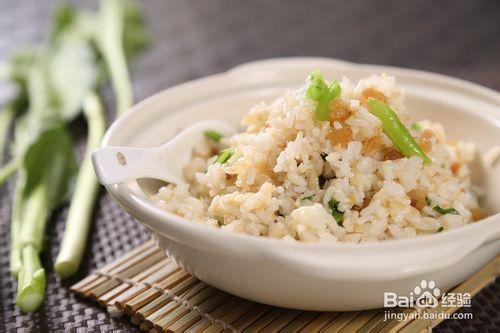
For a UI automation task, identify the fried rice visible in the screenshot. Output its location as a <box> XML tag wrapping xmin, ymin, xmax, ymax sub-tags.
<box><xmin>152</xmin><ymin>73</ymin><xmax>482</xmax><ymax>243</ymax></box>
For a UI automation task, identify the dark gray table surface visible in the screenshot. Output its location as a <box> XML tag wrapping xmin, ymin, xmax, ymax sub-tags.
<box><xmin>0</xmin><ymin>0</ymin><xmax>499</xmax><ymax>332</ymax></box>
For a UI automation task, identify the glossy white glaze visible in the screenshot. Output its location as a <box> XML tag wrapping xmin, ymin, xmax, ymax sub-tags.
<box><xmin>100</xmin><ymin>58</ymin><xmax>500</xmax><ymax>310</ymax></box>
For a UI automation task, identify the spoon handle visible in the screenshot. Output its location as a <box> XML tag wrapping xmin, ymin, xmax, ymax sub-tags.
<box><xmin>92</xmin><ymin>146</ymin><xmax>184</xmax><ymax>186</ymax></box>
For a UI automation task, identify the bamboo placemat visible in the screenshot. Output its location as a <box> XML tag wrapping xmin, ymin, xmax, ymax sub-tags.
<box><xmin>71</xmin><ymin>241</ymin><xmax>499</xmax><ymax>332</ymax></box>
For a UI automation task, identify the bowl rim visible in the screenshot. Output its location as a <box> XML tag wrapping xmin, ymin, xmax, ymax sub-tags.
<box><xmin>102</xmin><ymin>57</ymin><xmax>500</xmax><ymax>252</ymax></box>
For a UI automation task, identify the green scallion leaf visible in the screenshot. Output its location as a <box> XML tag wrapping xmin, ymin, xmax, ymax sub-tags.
<box><xmin>328</xmin><ymin>199</ymin><xmax>344</xmax><ymax>226</ymax></box>
<box><xmin>306</xmin><ymin>70</ymin><xmax>342</xmax><ymax>121</ymax></box>
<box><xmin>368</xmin><ymin>99</ymin><xmax>431</xmax><ymax>164</ymax></box>
<box><xmin>411</xmin><ymin>122</ymin><xmax>422</xmax><ymax>131</ymax></box>
<box><xmin>426</xmin><ymin>196</ymin><xmax>459</xmax><ymax>215</ymax></box>
<box><xmin>215</xmin><ymin>148</ymin><xmax>234</xmax><ymax>164</ymax></box>
<box><xmin>204</xmin><ymin>130</ymin><xmax>223</xmax><ymax>143</ymax></box>
<box><xmin>300</xmin><ymin>195</ymin><xmax>314</xmax><ymax>204</ymax></box>
<box><xmin>433</xmin><ymin>206</ymin><xmax>459</xmax><ymax>215</ymax></box>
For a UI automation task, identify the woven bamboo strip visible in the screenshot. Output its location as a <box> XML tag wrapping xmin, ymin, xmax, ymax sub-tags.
<box><xmin>281</xmin><ymin>311</ymin><xmax>322</xmax><ymax>332</ymax></box>
<box><xmin>153</xmin><ymin>287</ymin><xmax>219</xmax><ymax>331</ymax></box>
<box><xmin>322</xmin><ymin>311</ymin><xmax>360</xmax><ymax>332</ymax></box>
<box><xmin>231</xmin><ymin>304</ymin><xmax>272</xmax><ymax>331</ymax></box>
<box><xmin>203</xmin><ymin>301</ymin><xmax>255</xmax><ymax>332</ymax></box>
<box><xmin>131</xmin><ymin>289</ymin><xmax>177</xmax><ymax>324</ymax></box>
<box><xmin>123</xmin><ymin>270</ymin><xmax>191</xmax><ymax>314</ymax></box>
<box><xmin>71</xmin><ymin>243</ymin><xmax>498</xmax><ymax>333</ymax></box>
<box><xmin>260</xmin><ymin>309</ymin><xmax>302</xmax><ymax>332</ymax></box>
<box><xmin>70</xmin><ymin>240</ymin><xmax>155</xmax><ymax>293</ymax></box>
<box><xmin>140</xmin><ymin>299</ymin><xmax>179</xmax><ymax>331</ymax></box>
<box><xmin>300</xmin><ymin>312</ymin><xmax>340</xmax><ymax>332</ymax></box>
<box><xmin>138</xmin><ymin>286</ymin><xmax>197</xmax><ymax>331</ymax></box>
<box><xmin>111</xmin><ymin>261</ymin><xmax>179</xmax><ymax>308</ymax></box>
<box><xmin>123</xmin><ymin>272</ymin><xmax>183</xmax><ymax>314</ymax></box>
<box><xmin>88</xmin><ymin>250</ymin><xmax>165</xmax><ymax>300</ymax></box>
<box><xmin>98</xmin><ymin>258</ymin><xmax>171</xmax><ymax>306</ymax></box>
<box><xmin>357</xmin><ymin>310</ymin><xmax>391</xmax><ymax>333</ymax></box>
<box><xmin>104</xmin><ymin>259</ymin><xmax>175</xmax><ymax>307</ymax></box>
<box><xmin>243</xmin><ymin>307</ymin><xmax>287</xmax><ymax>332</ymax></box>
<box><xmin>79</xmin><ymin>245</ymin><xmax>161</xmax><ymax>297</ymax></box>
<box><xmin>141</xmin><ymin>301</ymin><xmax>185</xmax><ymax>330</ymax></box>
<box><xmin>138</xmin><ymin>278</ymin><xmax>204</xmax><ymax>330</ymax></box>
<box><xmin>338</xmin><ymin>310</ymin><xmax>380</xmax><ymax>333</ymax></box>
<box><xmin>168</xmin><ymin>292</ymin><xmax>231</xmax><ymax>332</ymax></box>
<box><xmin>134</xmin><ymin>272</ymin><xmax>197</xmax><ymax>322</ymax></box>
<box><xmin>185</xmin><ymin>297</ymin><xmax>243</xmax><ymax>333</ymax></box>
<box><xmin>375</xmin><ymin>308</ymin><xmax>417</xmax><ymax>333</ymax></box>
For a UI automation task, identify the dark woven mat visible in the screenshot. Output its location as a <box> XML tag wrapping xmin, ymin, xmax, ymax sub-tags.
<box><xmin>0</xmin><ymin>0</ymin><xmax>499</xmax><ymax>331</ymax></box>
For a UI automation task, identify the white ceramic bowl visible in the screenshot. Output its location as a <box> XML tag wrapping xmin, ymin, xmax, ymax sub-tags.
<box><xmin>100</xmin><ymin>58</ymin><xmax>500</xmax><ymax>311</ymax></box>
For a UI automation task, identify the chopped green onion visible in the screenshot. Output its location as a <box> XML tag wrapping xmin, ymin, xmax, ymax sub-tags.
<box><xmin>328</xmin><ymin>199</ymin><xmax>344</xmax><ymax>226</ymax></box>
<box><xmin>433</xmin><ymin>206</ymin><xmax>459</xmax><ymax>215</ymax></box>
<box><xmin>426</xmin><ymin>196</ymin><xmax>460</xmax><ymax>215</ymax></box>
<box><xmin>368</xmin><ymin>98</ymin><xmax>431</xmax><ymax>165</ymax></box>
<box><xmin>54</xmin><ymin>93</ymin><xmax>106</xmax><ymax>279</ymax></box>
<box><xmin>204</xmin><ymin>130</ymin><xmax>223</xmax><ymax>143</ymax></box>
<box><xmin>16</xmin><ymin>245</ymin><xmax>46</xmax><ymax>313</ymax></box>
<box><xmin>306</xmin><ymin>70</ymin><xmax>341</xmax><ymax>121</ymax></box>
<box><xmin>437</xmin><ymin>226</ymin><xmax>444</xmax><ymax>232</ymax></box>
<box><xmin>411</xmin><ymin>122</ymin><xmax>422</xmax><ymax>131</ymax></box>
<box><xmin>440</xmin><ymin>163</ymin><xmax>446</xmax><ymax>169</ymax></box>
<box><xmin>215</xmin><ymin>148</ymin><xmax>234</xmax><ymax>164</ymax></box>
<box><xmin>300</xmin><ymin>195</ymin><xmax>314</xmax><ymax>204</ymax></box>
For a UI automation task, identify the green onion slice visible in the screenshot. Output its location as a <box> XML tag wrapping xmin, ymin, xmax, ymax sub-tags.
<box><xmin>306</xmin><ymin>70</ymin><xmax>342</xmax><ymax>121</ymax></box>
<box><xmin>433</xmin><ymin>206</ymin><xmax>459</xmax><ymax>215</ymax></box>
<box><xmin>204</xmin><ymin>130</ymin><xmax>223</xmax><ymax>142</ymax></box>
<box><xmin>215</xmin><ymin>148</ymin><xmax>234</xmax><ymax>164</ymax></box>
<box><xmin>426</xmin><ymin>196</ymin><xmax>459</xmax><ymax>215</ymax></box>
<box><xmin>328</xmin><ymin>199</ymin><xmax>344</xmax><ymax>226</ymax></box>
<box><xmin>368</xmin><ymin>98</ymin><xmax>431</xmax><ymax>164</ymax></box>
<box><xmin>411</xmin><ymin>122</ymin><xmax>422</xmax><ymax>131</ymax></box>
<box><xmin>300</xmin><ymin>195</ymin><xmax>314</xmax><ymax>204</ymax></box>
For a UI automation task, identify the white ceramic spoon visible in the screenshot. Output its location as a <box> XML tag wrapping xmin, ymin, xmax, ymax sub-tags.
<box><xmin>92</xmin><ymin>120</ymin><xmax>237</xmax><ymax>186</ymax></box>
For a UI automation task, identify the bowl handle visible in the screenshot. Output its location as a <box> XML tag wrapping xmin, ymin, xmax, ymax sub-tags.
<box><xmin>91</xmin><ymin>146</ymin><xmax>180</xmax><ymax>185</ymax></box>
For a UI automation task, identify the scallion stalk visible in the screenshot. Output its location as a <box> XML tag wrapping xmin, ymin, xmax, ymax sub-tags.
<box><xmin>99</xmin><ymin>0</ymin><xmax>133</xmax><ymax>115</ymax></box>
<box><xmin>204</xmin><ymin>130</ymin><xmax>223</xmax><ymax>142</ymax></box>
<box><xmin>16</xmin><ymin>245</ymin><xmax>46</xmax><ymax>313</ymax></box>
<box><xmin>0</xmin><ymin>104</ymin><xmax>15</xmax><ymax>164</ymax></box>
<box><xmin>0</xmin><ymin>158</ymin><xmax>18</xmax><ymax>187</ymax></box>
<box><xmin>19</xmin><ymin>182</ymin><xmax>50</xmax><ymax>250</ymax></box>
<box><xmin>15</xmin><ymin>184</ymin><xmax>48</xmax><ymax>313</ymax></box>
<box><xmin>55</xmin><ymin>92</ymin><xmax>105</xmax><ymax>278</ymax></box>
<box><xmin>10</xmin><ymin>174</ymin><xmax>25</xmax><ymax>277</ymax></box>
<box><xmin>368</xmin><ymin>98</ymin><xmax>431</xmax><ymax>164</ymax></box>
<box><xmin>215</xmin><ymin>148</ymin><xmax>234</xmax><ymax>164</ymax></box>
